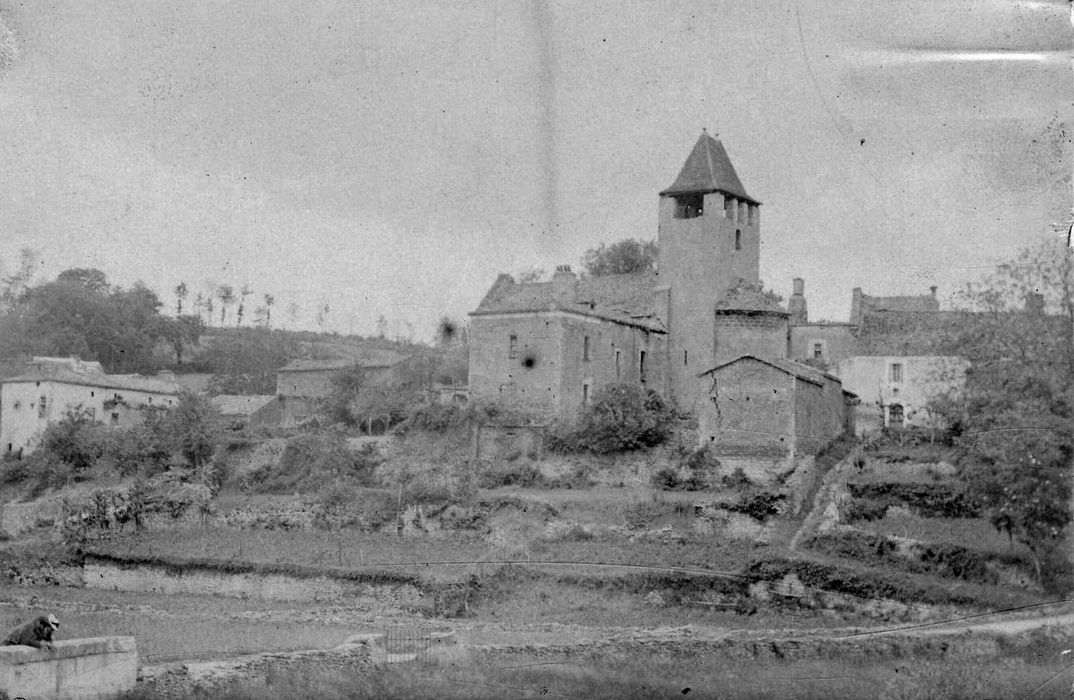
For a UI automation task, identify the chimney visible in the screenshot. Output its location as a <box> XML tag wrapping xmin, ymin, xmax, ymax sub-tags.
<box><xmin>552</xmin><ymin>265</ymin><xmax>577</xmax><ymax>303</ymax></box>
<box><xmin>850</xmin><ymin>287</ymin><xmax>863</xmax><ymax>326</ymax></box>
<box><xmin>1026</xmin><ymin>292</ymin><xmax>1044</xmax><ymax>315</ymax></box>
<box><xmin>788</xmin><ymin>278</ymin><xmax>808</xmax><ymax>324</ymax></box>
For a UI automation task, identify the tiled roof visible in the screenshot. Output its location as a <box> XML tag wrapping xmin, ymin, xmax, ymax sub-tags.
<box><xmin>471</xmin><ymin>271</ymin><xmax>665</xmax><ymax>332</ymax></box>
<box><xmin>660</xmin><ymin>132</ymin><xmax>759</xmax><ymax>204</ymax></box>
<box><xmin>702</xmin><ymin>354</ymin><xmax>842</xmax><ymax>387</ymax></box>
<box><xmin>210</xmin><ymin>394</ymin><xmax>276</xmax><ymax>416</ymax></box>
<box><xmin>714</xmin><ymin>281</ymin><xmax>787</xmax><ymax>313</ymax></box>
<box><xmin>3</xmin><ymin>367</ymin><xmax>180</xmax><ymax>394</ymax></box>
<box><xmin>278</xmin><ymin>354</ymin><xmax>404</xmax><ymax>373</ymax></box>
<box><xmin>860</xmin><ymin>294</ymin><xmax>940</xmax><ymax>314</ymax></box>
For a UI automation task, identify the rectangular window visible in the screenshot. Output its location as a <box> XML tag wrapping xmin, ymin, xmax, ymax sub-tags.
<box><xmin>583</xmin><ymin>335</ymin><xmax>591</xmax><ymax>362</ymax></box>
<box><xmin>582</xmin><ymin>383</ymin><xmax>590</xmax><ymax>405</ymax></box>
<box><xmin>615</xmin><ymin>350</ymin><xmax>622</xmax><ymax>379</ymax></box>
<box><xmin>813</xmin><ymin>343</ymin><xmax>824</xmax><ymax>360</ymax></box>
<box><xmin>110</xmin><ymin>412</ymin><xmax>120</xmax><ymax>426</ymax></box>
<box><xmin>683</xmin><ymin>350</ymin><xmax>688</xmax><ymax>366</ymax></box>
<box><xmin>639</xmin><ymin>350</ymin><xmax>647</xmax><ymax>384</ymax></box>
<box><xmin>38</xmin><ymin>395</ymin><xmax>47</xmax><ymax>419</ymax></box>
<box><xmin>508</xmin><ymin>334</ymin><xmax>518</xmax><ymax>359</ymax></box>
<box><xmin>889</xmin><ymin>363</ymin><xmax>903</xmax><ymax>383</ymax></box>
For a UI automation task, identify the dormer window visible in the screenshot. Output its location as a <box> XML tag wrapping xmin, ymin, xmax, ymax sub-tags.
<box><xmin>673</xmin><ymin>193</ymin><xmax>703</xmax><ymax>219</ymax></box>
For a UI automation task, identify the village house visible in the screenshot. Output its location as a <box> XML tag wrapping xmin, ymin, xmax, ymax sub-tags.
<box><xmin>275</xmin><ymin>354</ymin><xmax>405</xmax><ymax>427</ymax></box>
<box><xmin>0</xmin><ymin>357</ymin><xmax>180</xmax><ymax>455</ymax></box>
<box><xmin>210</xmin><ymin>394</ymin><xmax>281</xmax><ymax>431</ymax></box>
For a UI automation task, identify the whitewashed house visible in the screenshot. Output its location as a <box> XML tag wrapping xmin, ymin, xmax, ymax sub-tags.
<box><xmin>0</xmin><ymin>357</ymin><xmax>180</xmax><ymax>455</ymax></box>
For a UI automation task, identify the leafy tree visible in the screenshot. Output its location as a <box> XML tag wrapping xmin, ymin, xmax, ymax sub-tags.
<box><xmin>580</xmin><ymin>239</ymin><xmax>658</xmax><ymax>276</ymax></box>
<box><xmin>0</xmin><ymin>270</ymin><xmax>170</xmax><ymax>373</ymax></box>
<box><xmin>164</xmin><ymin>391</ymin><xmax>222</xmax><ymax>470</ymax></box>
<box><xmin>555</xmin><ymin>383</ymin><xmax>676</xmax><ymax>454</ymax></box>
<box><xmin>939</xmin><ymin>238</ymin><xmax>1074</xmax><ymax>588</ymax></box>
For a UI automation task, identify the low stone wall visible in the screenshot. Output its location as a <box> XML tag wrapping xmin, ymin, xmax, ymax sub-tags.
<box><xmin>83</xmin><ymin>560</ymin><xmax>424</xmax><ymax>606</ymax></box>
<box><xmin>138</xmin><ymin>637</ymin><xmax>375</xmax><ymax>699</ymax></box>
<box><xmin>469</xmin><ymin>629</ymin><xmax>1004</xmax><ymax>665</ymax></box>
<box><xmin>0</xmin><ymin>636</ymin><xmax>137</xmax><ymax>700</ymax></box>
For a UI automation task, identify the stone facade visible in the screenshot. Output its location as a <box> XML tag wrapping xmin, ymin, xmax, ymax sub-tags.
<box><xmin>276</xmin><ymin>356</ymin><xmax>403</xmax><ymax>427</ymax></box>
<box><xmin>469</xmin><ymin>268</ymin><xmax>666</xmax><ymax>421</ymax></box>
<box><xmin>470</xmin><ymin>132</ymin><xmax>761</xmax><ymax>422</ymax></box>
<box><xmin>698</xmin><ymin>356</ymin><xmax>847</xmax><ymax>460</ymax></box>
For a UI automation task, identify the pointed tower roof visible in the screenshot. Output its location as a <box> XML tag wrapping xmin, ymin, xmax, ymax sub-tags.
<box><xmin>660</xmin><ymin>131</ymin><xmax>759</xmax><ymax>204</ymax></box>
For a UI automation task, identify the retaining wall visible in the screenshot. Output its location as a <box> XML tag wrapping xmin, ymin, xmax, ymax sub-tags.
<box><xmin>82</xmin><ymin>560</ymin><xmax>424</xmax><ymax>607</ymax></box>
<box><xmin>0</xmin><ymin>636</ymin><xmax>137</xmax><ymax>700</ymax></box>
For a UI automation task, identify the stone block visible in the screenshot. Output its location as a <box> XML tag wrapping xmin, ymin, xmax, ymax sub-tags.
<box><xmin>0</xmin><ymin>636</ymin><xmax>137</xmax><ymax>699</ymax></box>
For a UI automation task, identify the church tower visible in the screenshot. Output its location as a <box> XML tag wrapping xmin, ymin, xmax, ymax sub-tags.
<box><xmin>657</xmin><ymin>130</ymin><xmax>761</xmax><ymax>408</ymax></box>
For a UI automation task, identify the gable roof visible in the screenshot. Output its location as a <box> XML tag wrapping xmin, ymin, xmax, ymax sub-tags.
<box><xmin>701</xmin><ymin>354</ymin><xmax>842</xmax><ymax>388</ymax></box>
<box><xmin>470</xmin><ymin>271</ymin><xmax>665</xmax><ymax>332</ymax></box>
<box><xmin>211</xmin><ymin>394</ymin><xmax>276</xmax><ymax>416</ymax></box>
<box><xmin>660</xmin><ymin>132</ymin><xmax>759</xmax><ymax>204</ymax></box>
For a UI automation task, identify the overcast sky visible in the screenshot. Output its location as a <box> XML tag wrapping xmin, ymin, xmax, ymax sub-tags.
<box><xmin>0</xmin><ymin>1</ymin><xmax>1069</xmax><ymax>339</ymax></box>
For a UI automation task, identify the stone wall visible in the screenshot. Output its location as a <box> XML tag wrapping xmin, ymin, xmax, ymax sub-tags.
<box><xmin>0</xmin><ymin>636</ymin><xmax>137</xmax><ymax>700</ymax></box>
<box><xmin>138</xmin><ymin>637</ymin><xmax>374</xmax><ymax>699</ymax></box>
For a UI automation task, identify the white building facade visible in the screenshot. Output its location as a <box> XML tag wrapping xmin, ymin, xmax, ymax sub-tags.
<box><xmin>1</xmin><ymin>357</ymin><xmax>180</xmax><ymax>455</ymax></box>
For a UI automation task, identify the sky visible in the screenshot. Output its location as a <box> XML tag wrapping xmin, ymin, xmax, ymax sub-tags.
<box><xmin>0</xmin><ymin>0</ymin><xmax>1070</xmax><ymax>339</ymax></box>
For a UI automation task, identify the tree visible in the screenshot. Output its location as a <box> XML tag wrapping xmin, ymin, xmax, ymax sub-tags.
<box><xmin>174</xmin><ymin>282</ymin><xmax>188</xmax><ymax>316</ymax></box>
<box><xmin>236</xmin><ymin>285</ymin><xmax>252</xmax><ymax>327</ymax></box>
<box><xmin>163</xmin><ymin>391</ymin><xmax>222</xmax><ymax>470</ymax></box>
<box><xmin>1</xmin><ymin>247</ymin><xmax>39</xmax><ymax>311</ymax></box>
<box><xmin>201</xmin><ymin>328</ymin><xmax>303</xmax><ymax>395</ymax></box>
<box><xmin>262</xmin><ymin>294</ymin><xmax>275</xmax><ymax>328</ymax></box>
<box><xmin>216</xmin><ymin>285</ymin><xmax>235</xmax><ymax>326</ymax></box>
<box><xmin>0</xmin><ymin>270</ymin><xmax>171</xmax><ymax>373</ymax></box>
<box><xmin>580</xmin><ymin>239</ymin><xmax>658</xmax><ymax>276</ymax></box>
<box><xmin>940</xmin><ymin>237</ymin><xmax>1074</xmax><ymax>588</ymax></box>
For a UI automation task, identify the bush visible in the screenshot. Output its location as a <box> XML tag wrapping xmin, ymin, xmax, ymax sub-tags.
<box><xmin>722</xmin><ymin>491</ymin><xmax>785</xmax><ymax>522</ymax></box>
<box><xmin>838</xmin><ymin>497</ymin><xmax>889</xmax><ymax>523</ymax></box>
<box><xmin>846</xmin><ymin>482</ymin><xmax>979</xmax><ymax>519</ymax></box>
<box><xmin>550</xmin><ymin>384</ymin><xmax>675</xmax><ymax>454</ymax></box>
<box><xmin>478</xmin><ymin>462</ymin><xmax>544</xmax><ymax>489</ymax></box>
<box><xmin>244</xmin><ymin>432</ymin><xmax>380</xmax><ymax>493</ymax></box>
<box><xmin>623</xmin><ymin>501</ymin><xmax>667</xmax><ymax>530</ymax></box>
<box><xmin>720</xmin><ymin>467</ymin><xmax>752</xmax><ymax>488</ymax></box>
<box><xmin>650</xmin><ymin>467</ymin><xmax>711</xmax><ymax>491</ymax></box>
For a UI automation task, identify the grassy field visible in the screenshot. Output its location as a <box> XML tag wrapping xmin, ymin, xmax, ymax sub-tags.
<box><xmin>121</xmin><ymin>655</ymin><xmax>1074</xmax><ymax>699</ymax></box>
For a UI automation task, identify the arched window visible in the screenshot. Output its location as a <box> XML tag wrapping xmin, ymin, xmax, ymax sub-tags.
<box><xmin>734</xmin><ymin>230</ymin><xmax>742</xmax><ymax>250</ymax></box>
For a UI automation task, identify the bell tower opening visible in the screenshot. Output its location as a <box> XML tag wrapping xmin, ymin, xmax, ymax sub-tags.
<box><xmin>673</xmin><ymin>193</ymin><xmax>704</xmax><ymax>219</ymax></box>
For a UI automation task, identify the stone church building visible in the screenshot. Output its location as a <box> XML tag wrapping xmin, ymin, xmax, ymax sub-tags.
<box><xmin>469</xmin><ymin>131</ymin><xmax>858</xmax><ymax>458</ymax></box>
<box><xmin>468</xmin><ymin>132</ymin><xmax>976</xmax><ymax>462</ymax></box>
